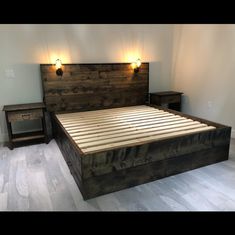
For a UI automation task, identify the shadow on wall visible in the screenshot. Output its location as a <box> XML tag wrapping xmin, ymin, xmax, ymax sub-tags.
<box><xmin>181</xmin><ymin>95</ymin><xmax>193</xmax><ymax>114</ymax></box>
<box><xmin>149</xmin><ymin>61</ymin><xmax>162</xmax><ymax>92</ymax></box>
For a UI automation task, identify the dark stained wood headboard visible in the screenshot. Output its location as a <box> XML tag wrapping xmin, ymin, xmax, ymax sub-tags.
<box><xmin>40</xmin><ymin>63</ymin><xmax>149</xmax><ymax>113</ymax></box>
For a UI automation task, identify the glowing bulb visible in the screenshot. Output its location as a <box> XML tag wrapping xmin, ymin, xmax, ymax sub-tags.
<box><xmin>55</xmin><ymin>59</ymin><xmax>63</xmax><ymax>76</ymax></box>
<box><xmin>131</xmin><ymin>62</ymin><xmax>137</xmax><ymax>69</ymax></box>
<box><xmin>136</xmin><ymin>58</ymin><xmax>141</xmax><ymax>67</ymax></box>
<box><xmin>131</xmin><ymin>58</ymin><xmax>141</xmax><ymax>73</ymax></box>
<box><xmin>55</xmin><ymin>59</ymin><xmax>62</xmax><ymax>69</ymax></box>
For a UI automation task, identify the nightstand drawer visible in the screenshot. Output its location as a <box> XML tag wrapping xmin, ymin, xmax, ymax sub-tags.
<box><xmin>160</xmin><ymin>95</ymin><xmax>181</xmax><ymax>104</ymax></box>
<box><xmin>8</xmin><ymin>109</ymin><xmax>43</xmax><ymax>122</ymax></box>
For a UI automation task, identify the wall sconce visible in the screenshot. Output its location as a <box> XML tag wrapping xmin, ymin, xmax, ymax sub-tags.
<box><xmin>131</xmin><ymin>58</ymin><xmax>141</xmax><ymax>73</ymax></box>
<box><xmin>55</xmin><ymin>59</ymin><xmax>63</xmax><ymax>76</ymax></box>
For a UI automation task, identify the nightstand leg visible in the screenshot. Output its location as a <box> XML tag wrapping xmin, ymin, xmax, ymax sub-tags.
<box><xmin>41</xmin><ymin>112</ymin><xmax>49</xmax><ymax>144</ymax></box>
<box><xmin>8</xmin><ymin>142</ymin><xmax>14</xmax><ymax>150</ymax></box>
<box><xmin>5</xmin><ymin>112</ymin><xmax>14</xmax><ymax>150</ymax></box>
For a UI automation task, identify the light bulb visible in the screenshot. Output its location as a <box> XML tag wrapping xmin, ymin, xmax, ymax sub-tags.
<box><xmin>136</xmin><ymin>58</ymin><xmax>141</xmax><ymax>67</ymax></box>
<box><xmin>55</xmin><ymin>59</ymin><xmax>62</xmax><ymax>69</ymax></box>
<box><xmin>131</xmin><ymin>62</ymin><xmax>137</xmax><ymax>69</ymax></box>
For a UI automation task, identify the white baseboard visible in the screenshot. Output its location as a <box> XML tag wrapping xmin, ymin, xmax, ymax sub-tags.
<box><xmin>231</xmin><ymin>129</ymin><xmax>235</xmax><ymax>139</ymax></box>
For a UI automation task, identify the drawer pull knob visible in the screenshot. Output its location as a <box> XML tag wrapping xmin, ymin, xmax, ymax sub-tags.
<box><xmin>22</xmin><ymin>114</ymin><xmax>30</xmax><ymax>120</ymax></box>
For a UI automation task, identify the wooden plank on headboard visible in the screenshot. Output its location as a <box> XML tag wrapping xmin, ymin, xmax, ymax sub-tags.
<box><xmin>40</xmin><ymin>63</ymin><xmax>149</xmax><ymax>113</ymax></box>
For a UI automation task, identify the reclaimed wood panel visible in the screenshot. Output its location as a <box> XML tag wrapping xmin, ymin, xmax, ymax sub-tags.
<box><xmin>40</xmin><ymin>63</ymin><xmax>149</xmax><ymax>112</ymax></box>
<box><xmin>3</xmin><ymin>103</ymin><xmax>45</xmax><ymax>112</ymax></box>
<box><xmin>82</xmin><ymin>145</ymin><xmax>230</xmax><ymax>199</ymax></box>
<box><xmin>8</xmin><ymin>109</ymin><xmax>43</xmax><ymax>122</ymax></box>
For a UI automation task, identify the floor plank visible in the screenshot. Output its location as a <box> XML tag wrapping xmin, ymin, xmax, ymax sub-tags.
<box><xmin>0</xmin><ymin>192</ymin><xmax>8</xmax><ymax>211</ymax></box>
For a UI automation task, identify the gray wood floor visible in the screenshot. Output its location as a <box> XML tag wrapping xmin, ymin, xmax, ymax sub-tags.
<box><xmin>0</xmin><ymin>138</ymin><xmax>235</xmax><ymax>211</ymax></box>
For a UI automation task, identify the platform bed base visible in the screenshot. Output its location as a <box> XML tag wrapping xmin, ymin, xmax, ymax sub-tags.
<box><xmin>52</xmin><ymin>107</ymin><xmax>231</xmax><ymax>200</ymax></box>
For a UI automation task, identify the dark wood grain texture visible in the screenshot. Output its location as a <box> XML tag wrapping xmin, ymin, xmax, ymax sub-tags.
<box><xmin>2</xmin><ymin>103</ymin><xmax>49</xmax><ymax>149</ymax></box>
<box><xmin>149</xmin><ymin>91</ymin><xmax>183</xmax><ymax>111</ymax></box>
<box><xmin>3</xmin><ymin>102</ymin><xmax>45</xmax><ymax>111</ymax></box>
<box><xmin>40</xmin><ymin>63</ymin><xmax>149</xmax><ymax>113</ymax></box>
<box><xmin>52</xmin><ymin>107</ymin><xmax>231</xmax><ymax>200</ymax></box>
<box><xmin>40</xmin><ymin>64</ymin><xmax>231</xmax><ymax>200</ymax></box>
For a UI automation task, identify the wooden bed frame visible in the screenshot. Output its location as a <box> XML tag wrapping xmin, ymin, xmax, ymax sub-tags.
<box><xmin>40</xmin><ymin>63</ymin><xmax>231</xmax><ymax>200</ymax></box>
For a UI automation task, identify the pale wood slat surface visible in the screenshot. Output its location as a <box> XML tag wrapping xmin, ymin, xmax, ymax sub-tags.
<box><xmin>58</xmin><ymin>109</ymin><xmax>165</xmax><ymax>121</ymax></box>
<box><xmin>58</xmin><ymin>105</ymin><xmax>169</xmax><ymax>121</ymax></box>
<box><xmin>81</xmin><ymin>126</ymin><xmax>215</xmax><ymax>154</ymax></box>
<box><xmin>56</xmin><ymin>106</ymin><xmax>216</xmax><ymax>154</ymax></box>
<box><xmin>66</xmin><ymin>116</ymin><xmax>186</xmax><ymax>135</ymax></box>
<box><xmin>78</xmin><ymin>124</ymin><xmax>208</xmax><ymax>148</ymax></box>
<box><xmin>71</xmin><ymin>119</ymin><xmax>197</xmax><ymax>139</ymax></box>
<box><xmin>59</xmin><ymin>111</ymin><xmax>167</xmax><ymax>124</ymax></box>
<box><xmin>58</xmin><ymin>105</ymin><xmax>151</xmax><ymax>117</ymax></box>
<box><xmin>61</xmin><ymin>113</ymin><xmax>175</xmax><ymax>128</ymax></box>
<box><xmin>74</xmin><ymin>121</ymin><xmax>201</xmax><ymax>144</ymax></box>
<box><xmin>64</xmin><ymin>116</ymin><xmax>184</xmax><ymax>132</ymax></box>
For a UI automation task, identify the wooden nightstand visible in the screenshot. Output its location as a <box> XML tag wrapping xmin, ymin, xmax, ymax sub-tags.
<box><xmin>3</xmin><ymin>102</ymin><xmax>48</xmax><ymax>150</ymax></box>
<box><xmin>149</xmin><ymin>91</ymin><xmax>183</xmax><ymax>111</ymax></box>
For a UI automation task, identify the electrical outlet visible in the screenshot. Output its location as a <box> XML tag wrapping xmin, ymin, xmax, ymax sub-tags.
<box><xmin>5</xmin><ymin>69</ymin><xmax>15</xmax><ymax>79</ymax></box>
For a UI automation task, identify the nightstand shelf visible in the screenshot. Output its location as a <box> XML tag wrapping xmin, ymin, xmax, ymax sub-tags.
<box><xmin>149</xmin><ymin>91</ymin><xmax>183</xmax><ymax>111</ymax></box>
<box><xmin>3</xmin><ymin>102</ymin><xmax>48</xmax><ymax>150</ymax></box>
<box><xmin>11</xmin><ymin>131</ymin><xmax>45</xmax><ymax>143</ymax></box>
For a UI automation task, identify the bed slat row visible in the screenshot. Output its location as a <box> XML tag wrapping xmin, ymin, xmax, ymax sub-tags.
<box><xmin>56</xmin><ymin>106</ymin><xmax>216</xmax><ymax>154</ymax></box>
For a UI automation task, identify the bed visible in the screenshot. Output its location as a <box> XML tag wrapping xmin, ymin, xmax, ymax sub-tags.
<box><xmin>40</xmin><ymin>63</ymin><xmax>231</xmax><ymax>200</ymax></box>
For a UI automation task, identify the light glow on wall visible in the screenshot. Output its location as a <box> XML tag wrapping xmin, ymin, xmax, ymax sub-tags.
<box><xmin>123</xmin><ymin>51</ymin><xmax>142</xmax><ymax>63</ymax></box>
<box><xmin>49</xmin><ymin>52</ymin><xmax>72</xmax><ymax>65</ymax></box>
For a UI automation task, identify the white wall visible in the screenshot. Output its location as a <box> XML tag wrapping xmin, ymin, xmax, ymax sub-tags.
<box><xmin>171</xmin><ymin>24</ymin><xmax>235</xmax><ymax>137</ymax></box>
<box><xmin>1</xmin><ymin>24</ymin><xmax>235</xmax><ymax>143</ymax></box>
<box><xmin>0</xmin><ymin>24</ymin><xmax>174</xmax><ymax>142</ymax></box>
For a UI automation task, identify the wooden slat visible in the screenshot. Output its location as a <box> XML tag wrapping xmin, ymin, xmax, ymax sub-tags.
<box><xmin>57</xmin><ymin>105</ymin><xmax>151</xmax><ymax>117</ymax></box>
<box><xmin>65</xmin><ymin>116</ymin><xmax>187</xmax><ymax>134</ymax></box>
<box><xmin>60</xmin><ymin>113</ymin><xmax>175</xmax><ymax>128</ymax></box>
<box><xmin>58</xmin><ymin>110</ymin><xmax>166</xmax><ymax>122</ymax></box>
<box><xmin>58</xmin><ymin>111</ymin><xmax>168</xmax><ymax>123</ymax></box>
<box><xmin>57</xmin><ymin>106</ymin><xmax>156</xmax><ymax>120</ymax></box>
<box><xmin>82</xmin><ymin>126</ymin><xmax>216</xmax><ymax>154</ymax></box>
<box><xmin>78</xmin><ymin>123</ymin><xmax>208</xmax><ymax>148</ymax></box>
<box><xmin>64</xmin><ymin>115</ymin><xmax>185</xmax><ymax>132</ymax></box>
<box><xmin>56</xmin><ymin>105</ymin><xmax>217</xmax><ymax>154</ymax></box>
<box><xmin>56</xmin><ymin>106</ymin><xmax>151</xmax><ymax>118</ymax></box>
<box><xmin>57</xmin><ymin>105</ymin><xmax>151</xmax><ymax>116</ymax></box>
<box><xmin>69</xmin><ymin>119</ymin><xmax>195</xmax><ymax>138</ymax></box>
<box><xmin>59</xmin><ymin>105</ymin><xmax>156</xmax><ymax>113</ymax></box>
<box><xmin>74</xmin><ymin>121</ymin><xmax>202</xmax><ymax>144</ymax></box>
